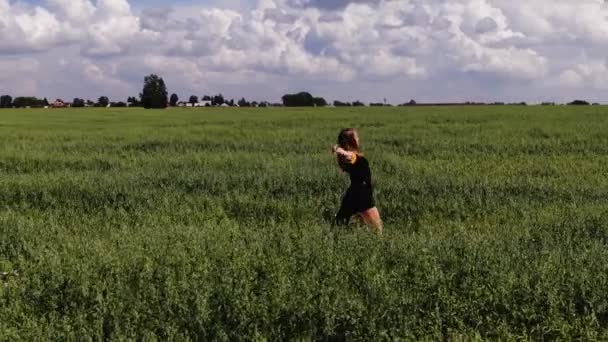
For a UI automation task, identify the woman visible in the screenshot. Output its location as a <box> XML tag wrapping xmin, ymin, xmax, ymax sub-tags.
<box><xmin>332</xmin><ymin>128</ymin><xmax>383</xmax><ymax>233</ymax></box>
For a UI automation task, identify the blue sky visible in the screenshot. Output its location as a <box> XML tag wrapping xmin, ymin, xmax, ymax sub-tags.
<box><xmin>1</xmin><ymin>0</ymin><xmax>607</xmax><ymax>103</ymax></box>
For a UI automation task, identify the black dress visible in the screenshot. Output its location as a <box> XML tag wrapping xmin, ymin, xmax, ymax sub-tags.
<box><xmin>335</xmin><ymin>155</ymin><xmax>375</xmax><ymax>226</ymax></box>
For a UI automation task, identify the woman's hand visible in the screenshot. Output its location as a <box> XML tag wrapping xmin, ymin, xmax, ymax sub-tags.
<box><xmin>333</xmin><ymin>146</ymin><xmax>356</xmax><ymax>164</ymax></box>
<box><xmin>333</xmin><ymin>146</ymin><xmax>350</xmax><ymax>157</ymax></box>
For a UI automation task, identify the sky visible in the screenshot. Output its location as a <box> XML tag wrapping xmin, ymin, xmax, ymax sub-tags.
<box><xmin>1</xmin><ymin>0</ymin><xmax>607</xmax><ymax>104</ymax></box>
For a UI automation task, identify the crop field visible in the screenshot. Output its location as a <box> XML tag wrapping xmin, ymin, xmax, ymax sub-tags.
<box><xmin>1</xmin><ymin>106</ymin><xmax>608</xmax><ymax>340</ymax></box>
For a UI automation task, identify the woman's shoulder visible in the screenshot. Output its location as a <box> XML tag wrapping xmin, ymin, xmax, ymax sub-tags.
<box><xmin>355</xmin><ymin>154</ymin><xmax>370</xmax><ymax>166</ymax></box>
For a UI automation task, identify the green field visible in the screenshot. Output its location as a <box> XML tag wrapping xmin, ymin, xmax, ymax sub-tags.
<box><xmin>1</xmin><ymin>106</ymin><xmax>608</xmax><ymax>339</ymax></box>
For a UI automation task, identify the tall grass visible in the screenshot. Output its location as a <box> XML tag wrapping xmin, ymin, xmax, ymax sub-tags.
<box><xmin>1</xmin><ymin>106</ymin><xmax>608</xmax><ymax>339</ymax></box>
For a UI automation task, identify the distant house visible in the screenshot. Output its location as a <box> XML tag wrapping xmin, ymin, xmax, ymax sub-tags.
<box><xmin>175</xmin><ymin>101</ymin><xmax>213</xmax><ymax>108</ymax></box>
<box><xmin>187</xmin><ymin>101</ymin><xmax>212</xmax><ymax>107</ymax></box>
<box><xmin>197</xmin><ymin>100</ymin><xmax>212</xmax><ymax>107</ymax></box>
<box><xmin>52</xmin><ymin>99</ymin><xmax>66</xmax><ymax>108</ymax></box>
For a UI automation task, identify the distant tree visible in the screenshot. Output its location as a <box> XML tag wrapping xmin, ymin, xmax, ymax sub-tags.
<box><xmin>370</xmin><ymin>103</ymin><xmax>384</xmax><ymax>107</ymax></box>
<box><xmin>352</xmin><ymin>100</ymin><xmax>365</xmax><ymax>107</ymax></box>
<box><xmin>43</xmin><ymin>98</ymin><xmax>49</xmax><ymax>106</ymax></box>
<box><xmin>13</xmin><ymin>97</ymin><xmax>45</xmax><ymax>108</ymax></box>
<box><xmin>112</xmin><ymin>102</ymin><xmax>127</xmax><ymax>107</ymax></box>
<box><xmin>228</xmin><ymin>99</ymin><xmax>235</xmax><ymax>107</ymax></box>
<box><xmin>282</xmin><ymin>92</ymin><xmax>314</xmax><ymax>107</ymax></box>
<box><xmin>86</xmin><ymin>99</ymin><xmax>95</xmax><ymax>107</ymax></box>
<box><xmin>238</xmin><ymin>98</ymin><xmax>251</xmax><ymax>107</ymax></box>
<box><xmin>141</xmin><ymin>74</ymin><xmax>168</xmax><ymax>109</ymax></box>
<box><xmin>127</xmin><ymin>96</ymin><xmax>143</xmax><ymax>107</ymax></box>
<box><xmin>189</xmin><ymin>95</ymin><xmax>198</xmax><ymax>105</ymax></box>
<box><xmin>72</xmin><ymin>98</ymin><xmax>85</xmax><ymax>107</ymax></box>
<box><xmin>212</xmin><ymin>94</ymin><xmax>225</xmax><ymax>106</ymax></box>
<box><xmin>0</xmin><ymin>95</ymin><xmax>12</xmax><ymax>108</ymax></box>
<box><xmin>98</xmin><ymin>96</ymin><xmax>110</xmax><ymax>107</ymax></box>
<box><xmin>170</xmin><ymin>93</ymin><xmax>179</xmax><ymax>107</ymax></box>
<box><xmin>12</xmin><ymin>97</ymin><xmax>26</xmax><ymax>108</ymax></box>
<box><xmin>567</xmin><ymin>100</ymin><xmax>590</xmax><ymax>106</ymax></box>
<box><xmin>333</xmin><ymin>101</ymin><xmax>351</xmax><ymax>107</ymax></box>
<box><xmin>313</xmin><ymin>97</ymin><xmax>327</xmax><ymax>107</ymax></box>
<box><xmin>202</xmin><ymin>95</ymin><xmax>212</xmax><ymax>101</ymax></box>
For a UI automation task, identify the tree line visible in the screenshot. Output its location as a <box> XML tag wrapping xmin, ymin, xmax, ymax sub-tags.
<box><xmin>0</xmin><ymin>74</ymin><xmax>603</xmax><ymax>109</ymax></box>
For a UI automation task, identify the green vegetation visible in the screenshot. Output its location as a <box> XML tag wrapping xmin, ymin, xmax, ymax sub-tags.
<box><xmin>1</xmin><ymin>106</ymin><xmax>608</xmax><ymax>340</ymax></box>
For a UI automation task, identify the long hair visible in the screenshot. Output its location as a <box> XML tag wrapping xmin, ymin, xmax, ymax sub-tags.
<box><xmin>337</xmin><ymin>128</ymin><xmax>361</xmax><ymax>170</ymax></box>
<box><xmin>338</xmin><ymin>128</ymin><xmax>360</xmax><ymax>152</ymax></box>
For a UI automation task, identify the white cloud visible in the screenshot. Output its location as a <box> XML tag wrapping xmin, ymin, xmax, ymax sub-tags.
<box><xmin>46</xmin><ymin>0</ymin><xmax>96</xmax><ymax>23</ymax></box>
<box><xmin>0</xmin><ymin>0</ymin><xmax>606</xmax><ymax>103</ymax></box>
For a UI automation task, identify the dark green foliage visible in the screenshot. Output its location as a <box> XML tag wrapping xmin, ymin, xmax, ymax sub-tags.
<box><xmin>170</xmin><ymin>94</ymin><xmax>179</xmax><ymax>107</ymax></box>
<box><xmin>0</xmin><ymin>95</ymin><xmax>12</xmax><ymax>108</ymax></box>
<box><xmin>72</xmin><ymin>98</ymin><xmax>85</xmax><ymax>107</ymax></box>
<box><xmin>98</xmin><ymin>96</ymin><xmax>109</xmax><ymax>107</ymax></box>
<box><xmin>127</xmin><ymin>97</ymin><xmax>141</xmax><ymax>107</ymax></box>
<box><xmin>12</xmin><ymin>97</ymin><xmax>46</xmax><ymax>108</ymax></box>
<box><xmin>238</xmin><ymin>98</ymin><xmax>251</xmax><ymax>107</ymax></box>
<box><xmin>212</xmin><ymin>94</ymin><xmax>224</xmax><ymax>106</ymax></box>
<box><xmin>1</xmin><ymin>106</ymin><xmax>608</xmax><ymax>340</ymax></box>
<box><xmin>282</xmin><ymin>92</ymin><xmax>314</xmax><ymax>106</ymax></box>
<box><xmin>568</xmin><ymin>100</ymin><xmax>590</xmax><ymax>105</ymax></box>
<box><xmin>333</xmin><ymin>100</ymin><xmax>351</xmax><ymax>107</ymax></box>
<box><xmin>313</xmin><ymin>97</ymin><xmax>327</xmax><ymax>107</ymax></box>
<box><xmin>140</xmin><ymin>74</ymin><xmax>168</xmax><ymax>109</ymax></box>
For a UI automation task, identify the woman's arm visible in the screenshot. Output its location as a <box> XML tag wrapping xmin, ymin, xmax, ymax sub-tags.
<box><xmin>332</xmin><ymin>145</ymin><xmax>357</xmax><ymax>164</ymax></box>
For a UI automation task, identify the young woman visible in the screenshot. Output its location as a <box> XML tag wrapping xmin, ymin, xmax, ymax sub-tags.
<box><xmin>332</xmin><ymin>128</ymin><xmax>383</xmax><ymax>233</ymax></box>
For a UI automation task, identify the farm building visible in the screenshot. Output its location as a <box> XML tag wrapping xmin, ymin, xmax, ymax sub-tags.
<box><xmin>197</xmin><ymin>101</ymin><xmax>212</xmax><ymax>107</ymax></box>
<box><xmin>52</xmin><ymin>99</ymin><xmax>67</xmax><ymax>108</ymax></box>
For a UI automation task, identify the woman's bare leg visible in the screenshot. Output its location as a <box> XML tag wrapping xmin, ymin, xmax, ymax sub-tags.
<box><xmin>360</xmin><ymin>207</ymin><xmax>383</xmax><ymax>233</ymax></box>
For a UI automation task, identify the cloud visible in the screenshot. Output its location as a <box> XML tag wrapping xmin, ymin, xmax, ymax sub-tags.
<box><xmin>263</xmin><ymin>8</ymin><xmax>297</xmax><ymax>23</ymax></box>
<box><xmin>475</xmin><ymin>17</ymin><xmax>498</xmax><ymax>34</ymax></box>
<box><xmin>286</xmin><ymin>0</ymin><xmax>383</xmax><ymax>10</ymax></box>
<box><xmin>0</xmin><ymin>0</ymin><xmax>607</xmax><ymax>103</ymax></box>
